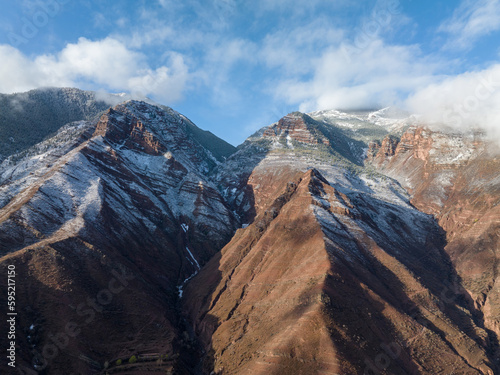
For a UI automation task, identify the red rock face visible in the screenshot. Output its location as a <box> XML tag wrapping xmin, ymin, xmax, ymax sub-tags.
<box><xmin>263</xmin><ymin>113</ymin><xmax>330</xmax><ymax>146</ymax></box>
<box><xmin>366</xmin><ymin>136</ymin><xmax>399</xmax><ymax>164</ymax></box>
<box><xmin>380</xmin><ymin>135</ymin><xmax>399</xmax><ymax>157</ymax></box>
<box><xmin>94</xmin><ymin>108</ymin><xmax>165</xmax><ymax>155</ymax></box>
<box><xmin>184</xmin><ymin>146</ymin><xmax>497</xmax><ymax>374</ymax></box>
<box><xmin>422</xmin><ymin>155</ymin><xmax>500</xmax><ymax>358</ymax></box>
<box><xmin>370</xmin><ymin>125</ymin><xmax>500</xmax><ymax>371</ymax></box>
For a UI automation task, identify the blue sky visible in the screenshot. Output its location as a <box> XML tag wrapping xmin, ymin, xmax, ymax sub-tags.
<box><xmin>1</xmin><ymin>0</ymin><xmax>500</xmax><ymax>145</ymax></box>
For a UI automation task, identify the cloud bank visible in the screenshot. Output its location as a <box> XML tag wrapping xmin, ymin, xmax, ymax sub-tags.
<box><xmin>0</xmin><ymin>37</ymin><xmax>188</xmax><ymax>103</ymax></box>
<box><xmin>406</xmin><ymin>65</ymin><xmax>500</xmax><ymax>140</ymax></box>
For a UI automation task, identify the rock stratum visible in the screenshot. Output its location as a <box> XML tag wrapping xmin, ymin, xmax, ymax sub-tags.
<box><xmin>0</xmin><ymin>96</ymin><xmax>237</xmax><ymax>374</ymax></box>
<box><xmin>0</xmin><ymin>89</ymin><xmax>499</xmax><ymax>375</ymax></box>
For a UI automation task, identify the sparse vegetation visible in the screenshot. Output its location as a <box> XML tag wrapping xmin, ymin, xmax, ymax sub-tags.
<box><xmin>0</xmin><ymin>88</ymin><xmax>110</xmax><ymax>162</ymax></box>
<box><xmin>162</xmin><ymin>105</ymin><xmax>236</xmax><ymax>162</ymax></box>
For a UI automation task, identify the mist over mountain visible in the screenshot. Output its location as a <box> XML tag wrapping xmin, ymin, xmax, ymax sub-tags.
<box><xmin>405</xmin><ymin>64</ymin><xmax>500</xmax><ymax>145</ymax></box>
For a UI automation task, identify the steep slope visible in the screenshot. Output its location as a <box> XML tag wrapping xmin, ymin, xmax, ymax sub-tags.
<box><xmin>184</xmin><ymin>113</ymin><xmax>496</xmax><ymax>374</ymax></box>
<box><xmin>0</xmin><ymin>100</ymin><xmax>237</xmax><ymax>374</ymax></box>
<box><xmin>180</xmin><ymin>117</ymin><xmax>236</xmax><ymax>162</ymax></box>
<box><xmin>369</xmin><ymin>126</ymin><xmax>500</xmax><ymax>365</ymax></box>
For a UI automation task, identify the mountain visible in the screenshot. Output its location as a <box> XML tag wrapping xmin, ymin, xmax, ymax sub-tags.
<box><xmin>0</xmin><ymin>88</ymin><xmax>114</xmax><ymax>163</ymax></box>
<box><xmin>0</xmin><ymin>97</ymin><xmax>237</xmax><ymax>374</ymax></box>
<box><xmin>0</xmin><ymin>87</ymin><xmax>237</xmax><ymax>167</ymax></box>
<box><xmin>183</xmin><ymin>111</ymin><xmax>498</xmax><ymax>374</ymax></box>
<box><xmin>1</xmin><ymin>92</ymin><xmax>499</xmax><ymax>374</ymax></box>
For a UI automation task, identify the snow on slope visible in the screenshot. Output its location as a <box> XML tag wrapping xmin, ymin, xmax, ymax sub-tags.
<box><xmin>308</xmin><ymin>107</ymin><xmax>417</xmax><ymax>133</ymax></box>
<box><xmin>0</xmin><ymin>100</ymin><xmax>237</xmax><ymax>269</ymax></box>
<box><xmin>0</xmin><ymin>121</ymin><xmax>93</xmax><ymax>209</ymax></box>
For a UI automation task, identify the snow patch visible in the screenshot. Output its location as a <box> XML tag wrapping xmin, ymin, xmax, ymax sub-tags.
<box><xmin>177</xmin><ymin>246</ymin><xmax>201</xmax><ymax>298</ymax></box>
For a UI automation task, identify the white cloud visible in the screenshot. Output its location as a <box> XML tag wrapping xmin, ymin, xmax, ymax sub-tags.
<box><xmin>260</xmin><ymin>21</ymin><xmax>344</xmax><ymax>76</ymax></box>
<box><xmin>439</xmin><ymin>0</ymin><xmax>500</xmax><ymax>50</ymax></box>
<box><xmin>128</xmin><ymin>52</ymin><xmax>189</xmax><ymax>101</ymax></box>
<box><xmin>253</xmin><ymin>0</ymin><xmax>353</xmax><ymax>17</ymax></box>
<box><xmin>0</xmin><ymin>37</ymin><xmax>189</xmax><ymax>103</ymax></box>
<box><xmin>157</xmin><ymin>0</ymin><xmax>237</xmax><ymax>31</ymax></box>
<box><xmin>128</xmin><ymin>25</ymin><xmax>174</xmax><ymax>48</ymax></box>
<box><xmin>92</xmin><ymin>12</ymin><xmax>107</xmax><ymax>28</ymax></box>
<box><xmin>196</xmin><ymin>38</ymin><xmax>258</xmax><ymax>109</ymax></box>
<box><xmin>406</xmin><ymin>64</ymin><xmax>500</xmax><ymax>141</ymax></box>
<box><xmin>249</xmin><ymin>1</ymin><xmax>432</xmax><ymax>113</ymax></box>
<box><xmin>0</xmin><ymin>45</ymin><xmax>73</xmax><ymax>92</ymax></box>
<box><xmin>267</xmin><ymin>38</ymin><xmax>438</xmax><ymax>112</ymax></box>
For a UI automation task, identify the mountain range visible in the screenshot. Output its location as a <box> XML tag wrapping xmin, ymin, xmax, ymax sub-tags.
<box><xmin>0</xmin><ymin>88</ymin><xmax>499</xmax><ymax>375</ymax></box>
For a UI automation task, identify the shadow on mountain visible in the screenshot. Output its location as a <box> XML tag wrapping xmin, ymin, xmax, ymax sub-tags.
<box><xmin>0</xmin><ymin>236</ymin><xmax>188</xmax><ymax>375</ymax></box>
<box><xmin>0</xmin><ymin>88</ymin><xmax>111</xmax><ymax>163</ymax></box>
<box><xmin>318</xmin><ymin>190</ymin><xmax>499</xmax><ymax>374</ymax></box>
<box><xmin>212</xmin><ymin>140</ymin><xmax>271</xmax><ymax>225</ymax></box>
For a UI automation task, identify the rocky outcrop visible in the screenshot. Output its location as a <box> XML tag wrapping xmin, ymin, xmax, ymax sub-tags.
<box><xmin>369</xmin><ymin>125</ymin><xmax>500</xmax><ymax>371</ymax></box>
<box><xmin>0</xmin><ymin>101</ymin><xmax>237</xmax><ymax>374</ymax></box>
<box><xmin>94</xmin><ymin>108</ymin><xmax>165</xmax><ymax>155</ymax></box>
<box><xmin>367</xmin><ymin>135</ymin><xmax>399</xmax><ymax>164</ymax></box>
<box><xmin>263</xmin><ymin>113</ymin><xmax>331</xmax><ymax>146</ymax></box>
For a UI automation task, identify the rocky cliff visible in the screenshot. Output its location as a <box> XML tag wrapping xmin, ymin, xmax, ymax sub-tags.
<box><xmin>368</xmin><ymin>125</ymin><xmax>500</xmax><ymax>371</ymax></box>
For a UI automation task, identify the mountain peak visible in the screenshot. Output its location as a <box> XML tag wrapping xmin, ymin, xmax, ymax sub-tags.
<box><xmin>93</xmin><ymin>105</ymin><xmax>166</xmax><ymax>155</ymax></box>
<box><xmin>263</xmin><ymin>112</ymin><xmax>331</xmax><ymax>146</ymax></box>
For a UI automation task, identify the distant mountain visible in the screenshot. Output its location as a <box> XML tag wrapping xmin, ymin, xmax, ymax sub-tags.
<box><xmin>0</xmin><ymin>92</ymin><xmax>499</xmax><ymax>374</ymax></box>
<box><xmin>0</xmin><ymin>88</ymin><xmax>113</xmax><ymax>162</ymax></box>
<box><xmin>179</xmin><ymin>113</ymin><xmax>237</xmax><ymax>162</ymax></box>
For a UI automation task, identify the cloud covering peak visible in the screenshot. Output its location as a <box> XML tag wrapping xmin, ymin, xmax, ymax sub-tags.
<box><xmin>406</xmin><ymin>64</ymin><xmax>500</xmax><ymax>142</ymax></box>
